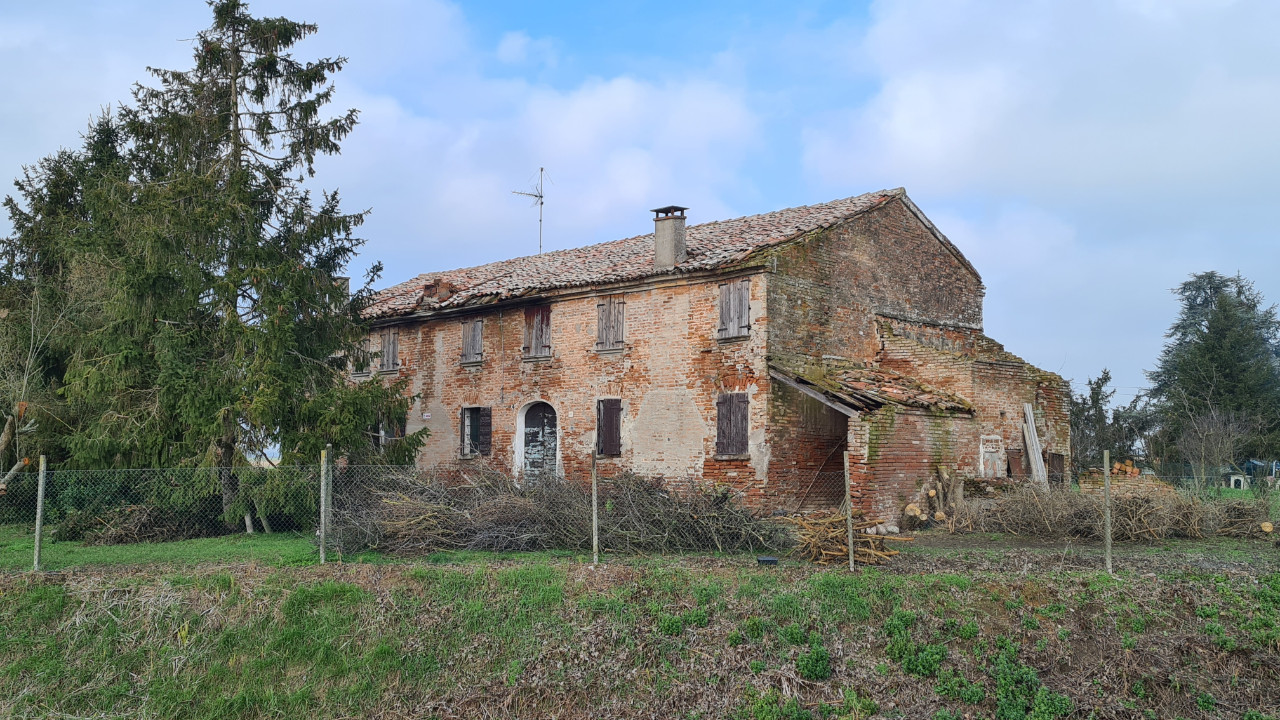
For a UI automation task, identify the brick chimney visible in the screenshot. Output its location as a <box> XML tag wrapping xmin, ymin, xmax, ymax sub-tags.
<box><xmin>652</xmin><ymin>205</ymin><xmax>688</xmax><ymax>271</ymax></box>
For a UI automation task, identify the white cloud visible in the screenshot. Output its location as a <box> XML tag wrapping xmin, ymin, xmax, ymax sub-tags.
<box><xmin>804</xmin><ymin>0</ymin><xmax>1280</xmax><ymax>206</ymax></box>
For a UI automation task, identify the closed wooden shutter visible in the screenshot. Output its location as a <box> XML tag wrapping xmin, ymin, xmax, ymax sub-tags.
<box><xmin>477</xmin><ymin>407</ymin><xmax>492</xmax><ymax>456</ymax></box>
<box><xmin>735</xmin><ymin>279</ymin><xmax>750</xmax><ymax>336</ymax></box>
<box><xmin>597</xmin><ymin>399</ymin><xmax>622</xmax><ymax>456</ymax></box>
<box><xmin>596</xmin><ymin>301</ymin><xmax>608</xmax><ymax>348</ymax></box>
<box><xmin>462</xmin><ymin>320</ymin><xmax>483</xmax><ymax>363</ymax></box>
<box><xmin>596</xmin><ymin>297</ymin><xmax>625</xmax><ymax>350</ymax></box>
<box><xmin>716</xmin><ymin>281</ymin><xmax>750</xmax><ymax>339</ymax></box>
<box><xmin>715</xmin><ymin>393</ymin><xmax>749</xmax><ymax>455</ymax></box>
<box><xmin>459</xmin><ymin>408</ymin><xmax>468</xmax><ymax>455</ymax></box>
<box><xmin>524</xmin><ymin>306</ymin><xmax>552</xmax><ymax>357</ymax></box>
<box><xmin>717</xmin><ymin>283</ymin><xmax>732</xmax><ymax>338</ymax></box>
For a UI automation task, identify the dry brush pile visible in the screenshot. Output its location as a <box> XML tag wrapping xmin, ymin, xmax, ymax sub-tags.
<box><xmin>951</xmin><ymin>486</ymin><xmax>1276</xmax><ymax>541</ymax></box>
<box><xmin>331</xmin><ymin>464</ymin><xmax>793</xmax><ymax>555</ymax></box>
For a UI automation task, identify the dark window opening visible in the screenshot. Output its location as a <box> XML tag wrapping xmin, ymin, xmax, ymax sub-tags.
<box><xmin>596</xmin><ymin>398</ymin><xmax>622</xmax><ymax>456</ymax></box>
<box><xmin>596</xmin><ymin>296</ymin><xmax>625</xmax><ymax>351</ymax></box>
<box><xmin>461</xmin><ymin>319</ymin><xmax>483</xmax><ymax>364</ymax></box>
<box><xmin>715</xmin><ymin>392</ymin><xmax>749</xmax><ymax>455</ymax></box>
<box><xmin>716</xmin><ymin>278</ymin><xmax>751</xmax><ymax>340</ymax></box>
<box><xmin>522</xmin><ymin>305</ymin><xmax>552</xmax><ymax>358</ymax></box>
<box><xmin>374</xmin><ymin>413</ymin><xmax>405</xmax><ymax>449</ymax></box>
<box><xmin>460</xmin><ymin>406</ymin><xmax>492</xmax><ymax>457</ymax></box>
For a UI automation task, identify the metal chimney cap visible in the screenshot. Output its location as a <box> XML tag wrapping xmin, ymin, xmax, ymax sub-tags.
<box><xmin>651</xmin><ymin>205</ymin><xmax>688</xmax><ymax>218</ymax></box>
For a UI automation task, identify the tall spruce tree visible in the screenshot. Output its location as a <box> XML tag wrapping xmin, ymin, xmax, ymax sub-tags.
<box><xmin>5</xmin><ymin>1</ymin><xmax>424</xmax><ymax>526</ymax></box>
<box><xmin>1146</xmin><ymin>271</ymin><xmax>1280</xmax><ymax>467</ymax></box>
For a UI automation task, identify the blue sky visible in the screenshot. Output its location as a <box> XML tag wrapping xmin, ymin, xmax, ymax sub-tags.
<box><xmin>3</xmin><ymin>0</ymin><xmax>1280</xmax><ymax>406</ymax></box>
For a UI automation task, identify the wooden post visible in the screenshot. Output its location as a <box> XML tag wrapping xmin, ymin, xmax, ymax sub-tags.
<box><xmin>319</xmin><ymin>446</ymin><xmax>329</xmax><ymax>565</ymax></box>
<box><xmin>591</xmin><ymin>452</ymin><xmax>599</xmax><ymax>565</ymax></box>
<box><xmin>33</xmin><ymin>456</ymin><xmax>46</xmax><ymax>572</ymax></box>
<box><xmin>844</xmin><ymin>451</ymin><xmax>856</xmax><ymax>572</ymax></box>
<box><xmin>1103</xmin><ymin>449</ymin><xmax>1113</xmax><ymax>575</ymax></box>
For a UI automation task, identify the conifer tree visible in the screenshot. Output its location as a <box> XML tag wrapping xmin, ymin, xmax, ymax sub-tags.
<box><xmin>1147</xmin><ymin>271</ymin><xmax>1280</xmax><ymax>466</ymax></box>
<box><xmin>4</xmin><ymin>1</ymin><xmax>424</xmax><ymax>526</ymax></box>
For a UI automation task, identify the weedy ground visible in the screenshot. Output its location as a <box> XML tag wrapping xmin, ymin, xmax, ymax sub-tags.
<box><xmin>0</xmin><ymin>525</ymin><xmax>1278</xmax><ymax>719</ymax></box>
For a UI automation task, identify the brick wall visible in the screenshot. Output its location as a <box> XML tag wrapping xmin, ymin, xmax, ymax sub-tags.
<box><xmin>373</xmin><ymin>270</ymin><xmax>776</xmax><ymax>503</ymax></box>
<box><xmin>858</xmin><ymin>407</ymin><xmax>977</xmax><ymax>520</ymax></box>
<box><xmin>767</xmin><ymin>197</ymin><xmax>985</xmax><ymax>365</ymax></box>
<box><xmin>873</xmin><ymin>317</ymin><xmax>1071</xmax><ymax>483</ymax></box>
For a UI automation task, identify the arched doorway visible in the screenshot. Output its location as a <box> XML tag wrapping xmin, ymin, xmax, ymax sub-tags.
<box><xmin>522</xmin><ymin>401</ymin><xmax>558</xmax><ymax>479</ymax></box>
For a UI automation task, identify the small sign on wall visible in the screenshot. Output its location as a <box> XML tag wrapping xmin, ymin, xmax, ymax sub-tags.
<box><xmin>979</xmin><ymin>435</ymin><xmax>1005</xmax><ymax>478</ymax></box>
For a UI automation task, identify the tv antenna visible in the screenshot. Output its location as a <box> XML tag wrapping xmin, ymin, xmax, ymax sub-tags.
<box><xmin>512</xmin><ymin>167</ymin><xmax>545</xmax><ymax>254</ymax></box>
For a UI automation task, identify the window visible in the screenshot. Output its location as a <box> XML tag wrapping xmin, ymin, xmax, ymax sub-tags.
<box><xmin>596</xmin><ymin>296</ymin><xmax>625</xmax><ymax>351</ymax></box>
<box><xmin>461</xmin><ymin>319</ymin><xmax>483</xmax><ymax>364</ymax></box>
<box><xmin>715</xmin><ymin>393</ymin><xmax>749</xmax><ymax>455</ymax></box>
<box><xmin>352</xmin><ymin>335</ymin><xmax>372</xmax><ymax>376</ymax></box>
<box><xmin>378</xmin><ymin>327</ymin><xmax>400</xmax><ymax>372</ymax></box>
<box><xmin>460</xmin><ymin>407</ymin><xmax>492</xmax><ymax>457</ymax></box>
<box><xmin>374</xmin><ymin>413</ymin><xmax>405</xmax><ymax>449</ymax></box>
<box><xmin>522</xmin><ymin>305</ymin><xmax>552</xmax><ymax>358</ymax></box>
<box><xmin>716</xmin><ymin>278</ymin><xmax>751</xmax><ymax>340</ymax></box>
<box><xmin>596</xmin><ymin>398</ymin><xmax>622</xmax><ymax>456</ymax></box>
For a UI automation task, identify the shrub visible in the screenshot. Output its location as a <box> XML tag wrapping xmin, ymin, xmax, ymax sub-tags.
<box><xmin>780</xmin><ymin>622</ymin><xmax>806</xmax><ymax>645</ymax></box>
<box><xmin>657</xmin><ymin>614</ymin><xmax>683</xmax><ymax>636</ymax></box>
<box><xmin>936</xmin><ymin>668</ymin><xmax>986</xmax><ymax>704</ymax></box>
<box><xmin>796</xmin><ymin>633</ymin><xmax>831</xmax><ymax>681</ymax></box>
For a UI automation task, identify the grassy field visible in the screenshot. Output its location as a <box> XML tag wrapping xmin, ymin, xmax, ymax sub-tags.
<box><xmin>0</xmin><ymin>523</ymin><xmax>321</xmax><ymax>571</ymax></box>
<box><xmin>1</xmin><ymin>530</ymin><xmax>1278</xmax><ymax>719</ymax></box>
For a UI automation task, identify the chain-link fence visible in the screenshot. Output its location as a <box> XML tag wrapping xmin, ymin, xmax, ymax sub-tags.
<box><xmin>6</xmin><ymin>454</ymin><xmax>1276</xmax><ymax>572</ymax></box>
<box><xmin>4</xmin><ymin>455</ymin><xmax>802</xmax><ymax>571</ymax></box>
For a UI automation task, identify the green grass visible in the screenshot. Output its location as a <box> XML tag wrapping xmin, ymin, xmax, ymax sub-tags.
<box><xmin>0</xmin><ymin>523</ymin><xmax>320</xmax><ymax>570</ymax></box>
<box><xmin>1</xmin><ymin>527</ymin><xmax>1277</xmax><ymax>718</ymax></box>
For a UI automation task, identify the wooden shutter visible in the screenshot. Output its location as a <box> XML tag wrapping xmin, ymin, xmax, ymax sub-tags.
<box><xmin>459</xmin><ymin>408</ymin><xmax>468</xmax><ymax>455</ymax></box>
<box><xmin>735</xmin><ymin>280</ymin><xmax>750</xmax><ymax>336</ymax></box>
<box><xmin>597</xmin><ymin>399</ymin><xmax>622</xmax><ymax>456</ymax></box>
<box><xmin>462</xmin><ymin>320</ymin><xmax>482</xmax><ymax>363</ymax></box>
<box><xmin>596</xmin><ymin>301</ymin><xmax>608</xmax><ymax>349</ymax></box>
<box><xmin>732</xmin><ymin>394</ymin><xmax>749</xmax><ymax>454</ymax></box>
<box><xmin>524</xmin><ymin>306</ymin><xmax>551</xmax><ymax>357</ymax></box>
<box><xmin>477</xmin><ymin>407</ymin><xmax>492</xmax><ymax>456</ymax></box>
<box><xmin>391</xmin><ymin>328</ymin><xmax>399</xmax><ymax>367</ymax></box>
<box><xmin>597</xmin><ymin>297</ymin><xmax>625</xmax><ymax>350</ymax></box>
<box><xmin>717</xmin><ymin>393</ymin><xmax>748</xmax><ymax>455</ymax></box>
<box><xmin>717</xmin><ymin>284</ymin><xmax>731</xmax><ymax>338</ymax></box>
<box><xmin>612</xmin><ymin>299</ymin><xmax>625</xmax><ymax>349</ymax></box>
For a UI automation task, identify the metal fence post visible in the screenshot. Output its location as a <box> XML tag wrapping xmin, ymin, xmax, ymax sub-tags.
<box><xmin>1103</xmin><ymin>449</ymin><xmax>1113</xmax><ymax>575</ymax></box>
<box><xmin>33</xmin><ymin>456</ymin><xmax>46</xmax><ymax>572</ymax></box>
<box><xmin>591</xmin><ymin>452</ymin><xmax>599</xmax><ymax>565</ymax></box>
<box><xmin>844</xmin><ymin>451</ymin><xmax>856</xmax><ymax>572</ymax></box>
<box><xmin>319</xmin><ymin>446</ymin><xmax>329</xmax><ymax>565</ymax></box>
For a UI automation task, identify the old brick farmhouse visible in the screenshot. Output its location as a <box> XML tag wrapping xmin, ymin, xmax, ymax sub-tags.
<box><xmin>361</xmin><ymin>189</ymin><xmax>1069</xmax><ymax>519</ymax></box>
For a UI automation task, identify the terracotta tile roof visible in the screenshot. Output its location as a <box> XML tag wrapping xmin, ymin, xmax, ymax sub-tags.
<box><xmin>364</xmin><ymin>188</ymin><xmax>907</xmax><ymax>319</ymax></box>
<box><xmin>770</xmin><ymin>360</ymin><xmax>973</xmax><ymax>413</ymax></box>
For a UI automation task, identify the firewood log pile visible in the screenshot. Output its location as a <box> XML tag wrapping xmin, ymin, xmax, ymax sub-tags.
<box><xmin>784</xmin><ymin>511</ymin><xmax>914</xmax><ymax>565</ymax></box>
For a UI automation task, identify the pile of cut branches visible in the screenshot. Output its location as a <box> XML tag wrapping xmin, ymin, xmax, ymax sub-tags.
<box><xmin>959</xmin><ymin>486</ymin><xmax>1275</xmax><ymax>541</ymax></box>
<box><xmin>786</xmin><ymin>511</ymin><xmax>912</xmax><ymax>565</ymax></box>
<box><xmin>57</xmin><ymin>505</ymin><xmax>223</xmax><ymax>545</ymax></box>
<box><xmin>331</xmin><ymin>464</ymin><xmax>792</xmax><ymax>555</ymax></box>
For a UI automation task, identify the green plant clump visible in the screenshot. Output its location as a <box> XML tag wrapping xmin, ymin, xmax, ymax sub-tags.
<box><xmin>986</xmin><ymin>636</ymin><xmax>1072</xmax><ymax>720</ymax></box>
<box><xmin>936</xmin><ymin>668</ymin><xmax>986</xmax><ymax>704</ymax></box>
<box><xmin>796</xmin><ymin>633</ymin><xmax>831</xmax><ymax>681</ymax></box>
